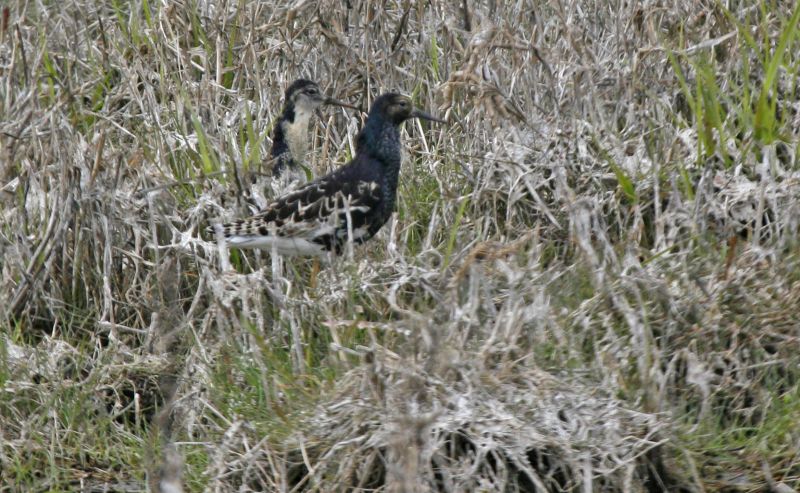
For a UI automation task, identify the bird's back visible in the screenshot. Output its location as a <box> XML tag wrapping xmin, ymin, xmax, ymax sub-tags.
<box><xmin>216</xmin><ymin>153</ymin><xmax>386</xmax><ymax>255</ymax></box>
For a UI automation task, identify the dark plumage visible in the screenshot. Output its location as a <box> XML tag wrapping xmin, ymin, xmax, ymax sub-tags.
<box><xmin>209</xmin><ymin>93</ymin><xmax>445</xmax><ymax>256</ymax></box>
<box><xmin>269</xmin><ymin>79</ymin><xmax>357</xmax><ymax>182</ymax></box>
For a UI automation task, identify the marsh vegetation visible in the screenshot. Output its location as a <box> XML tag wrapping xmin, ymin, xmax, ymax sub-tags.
<box><xmin>1</xmin><ymin>0</ymin><xmax>799</xmax><ymax>491</ymax></box>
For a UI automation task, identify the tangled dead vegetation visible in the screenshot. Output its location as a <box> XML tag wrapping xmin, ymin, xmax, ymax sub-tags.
<box><xmin>2</xmin><ymin>0</ymin><xmax>800</xmax><ymax>491</ymax></box>
<box><xmin>285</xmin><ymin>324</ymin><xmax>670</xmax><ymax>491</ymax></box>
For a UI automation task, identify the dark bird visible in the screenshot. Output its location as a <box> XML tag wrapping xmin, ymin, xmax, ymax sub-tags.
<box><xmin>209</xmin><ymin>93</ymin><xmax>445</xmax><ymax>256</ymax></box>
<box><xmin>268</xmin><ymin>79</ymin><xmax>357</xmax><ymax>186</ymax></box>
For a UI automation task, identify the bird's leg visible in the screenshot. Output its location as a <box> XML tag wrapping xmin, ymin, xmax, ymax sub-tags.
<box><xmin>309</xmin><ymin>257</ymin><xmax>320</xmax><ymax>289</ymax></box>
<box><xmin>722</xmin><ymin>234</ymin><xmax>738</xmax><ymax>280</ymax></box>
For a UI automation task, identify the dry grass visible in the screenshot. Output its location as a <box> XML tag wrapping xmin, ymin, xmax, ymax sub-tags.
<box><xmin>2</xmin><ymin>0</ymin><xmax>800</xmax><ymax>491</ymax></box>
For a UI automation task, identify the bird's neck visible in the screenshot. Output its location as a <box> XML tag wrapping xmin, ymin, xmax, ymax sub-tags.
<box><xmin>358</xmin><ymin>120</ymin><xmax>402</xmax><ymax>191</ymax></box>
<box><xmin>271</xmin><ymin>104</ymin><xmax>313</xmax><ymax>175</ymax></box>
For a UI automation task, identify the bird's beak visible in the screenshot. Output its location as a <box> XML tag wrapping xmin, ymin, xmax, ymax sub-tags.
<box><xmin>411</xmin><ymin>108</ymin><xmax>447</xmax><ymax>124</ymax></box>
<box><xmin>324</xmin><ymin>97</ymin><xmax>361</xmax><ymax>111</ymax></box>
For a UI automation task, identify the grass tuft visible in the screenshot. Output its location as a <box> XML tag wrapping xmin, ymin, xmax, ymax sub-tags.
<box><xmin>1</xmin><ymin>0</ymin><xmax>799</xmax><ymax>491</ymax></box>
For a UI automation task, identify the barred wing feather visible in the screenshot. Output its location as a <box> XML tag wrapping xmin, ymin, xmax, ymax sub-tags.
<box><xmin>216</xmin><ymin>178</ymin><xmax>382</xmax><ymax>255</ymax></box>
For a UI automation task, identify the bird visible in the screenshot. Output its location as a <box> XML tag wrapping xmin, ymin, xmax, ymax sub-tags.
<box><xmin>208</xmin><ymin>93</ymin><xmax>445</xmax><ymax>257</ymax></box>
<box><xmin>267</xmin><ymin>79</ymin><xmax>358</xmax><ymax>188</ymax></box>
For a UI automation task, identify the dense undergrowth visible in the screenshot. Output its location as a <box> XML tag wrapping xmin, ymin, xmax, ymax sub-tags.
<box><xmin>1</xmin><ymin>0</ymin><xmax>799</xmax><ymax>491</ymax></box>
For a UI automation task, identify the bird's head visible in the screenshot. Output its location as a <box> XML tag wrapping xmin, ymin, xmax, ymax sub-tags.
<box><xmin>285</xmin><ymin>79</ymin><xmax>357</xmax><ymax>113</ymax></box>
<box><xmin>369</xmin><ymin>93</ymin><xmax>446</xmax><ymax>125</ymax></box>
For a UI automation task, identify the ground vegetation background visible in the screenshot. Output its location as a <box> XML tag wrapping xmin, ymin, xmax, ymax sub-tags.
<box><xmin>1</xmin><ymin>0</ymin><xmax>800</xmax><ymax>491</ymax></box>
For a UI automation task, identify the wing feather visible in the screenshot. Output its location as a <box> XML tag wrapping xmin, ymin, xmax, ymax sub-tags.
<box><xmin>209</xmin><ymin>172</ymin><xmax>383</xmax><ymax>253</ymax></box>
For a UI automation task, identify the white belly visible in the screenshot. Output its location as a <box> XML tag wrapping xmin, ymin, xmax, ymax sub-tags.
<box><xmin>284</xmin><ymin>112</ymin><xmax>312</xmax><ymax>164</ymax></box>
<box><xmin>224</xmin><ymin>234</ymin><xmax>326</xmax><ymax>256</ymax></box>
